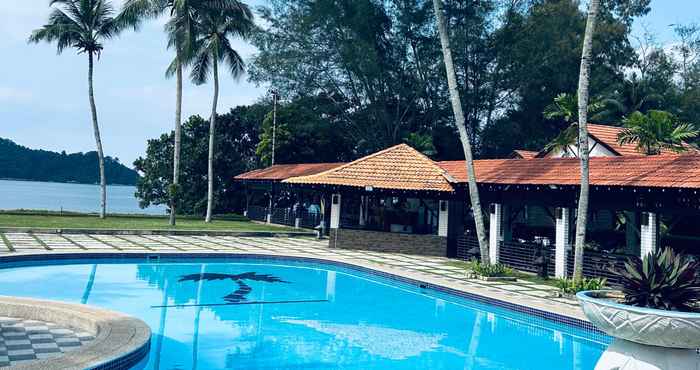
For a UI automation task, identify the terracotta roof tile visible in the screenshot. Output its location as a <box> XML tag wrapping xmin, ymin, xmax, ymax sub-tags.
<box><xmin>586</xmin><ymin>123</ymin><xmax>640</xmax><ymax>156</ymax></box>
<box><xmin>438</xmin><ymin>154</ymin><xmax>700</xmax><ymax>189</ymax></box>
<box><xmin>234</xmin><ymin>163</ymin><xmax>345</xmax><ymax>181</ymax></box>
<box><xmin>284</xmin><ymin>144</ymin><xmax>455</xmax><ymax>192</ymax></box>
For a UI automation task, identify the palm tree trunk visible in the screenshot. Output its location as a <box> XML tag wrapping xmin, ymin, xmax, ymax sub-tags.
<box><xmin>205</xmin><ymin>58</ymin><xmax>219</xmax><ymax>223</ymax></box>
<box><xmin>88</xmin><ymin>52</ymin><xmax>107</xmax><ymax>219</ymax></box>
<box><xmin>573</xmin><ymin>0</ymin><xmax>601</xmax><ymax>280</ymax></box>
<box><xmin>169</xmin><ymin>55</ymin><xmax>183</xmax><ymax>226</ymax></box>
<box><xmin>432</xmin><ymin>0</ymin><xmax>490</xmax><ymax>264</ymax></box>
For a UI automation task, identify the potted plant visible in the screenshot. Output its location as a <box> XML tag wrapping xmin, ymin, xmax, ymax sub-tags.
<box><xmin>577</xmin><ymin>247</ymin><xmax>700</xmax><ymax>370</ymax></box>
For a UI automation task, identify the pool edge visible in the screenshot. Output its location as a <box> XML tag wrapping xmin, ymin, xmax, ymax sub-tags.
<box><xmin>0</xmin><ymin>250</ymin><xmax>600</xmax><ymax>337</ymax></box>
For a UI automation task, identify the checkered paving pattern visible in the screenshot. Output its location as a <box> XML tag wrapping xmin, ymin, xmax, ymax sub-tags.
<box><xmin>0</xmin><ymin>232</ymin><xmax>580</xmax><ymax>315</ymax></box>
<box><xmin>0</xmin><ymin>316</ymin><xmax>94</xmax><ymax>367</ymax></box>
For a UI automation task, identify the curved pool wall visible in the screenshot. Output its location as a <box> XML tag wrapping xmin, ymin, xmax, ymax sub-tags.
<box><xmin>0</xmin><ymin>253</ymin><xmax>611</xmax><ymax>369</ymax></box>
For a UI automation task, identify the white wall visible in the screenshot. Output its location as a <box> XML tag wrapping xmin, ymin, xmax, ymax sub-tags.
<box><xmin>545</xmin><ymin>136</ymin><xmax>616</xmax><ymax>158</ymax></box>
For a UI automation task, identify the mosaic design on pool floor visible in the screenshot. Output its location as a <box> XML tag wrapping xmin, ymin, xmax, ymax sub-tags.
<box><xmin>0</xmin><ymin>316</ymin><xmax>95</xmax><ymax>367</ymax></box>
<box><xmin>178</xmin><ymin>272</ymin><xmax>289</xmax><ymax>304</ymax></box>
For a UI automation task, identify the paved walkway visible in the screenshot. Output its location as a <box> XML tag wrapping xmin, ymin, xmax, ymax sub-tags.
<box><xmin>0</xmin><ymin>232</ymin><xmax>582</xmax><ymax>320</ymax></box>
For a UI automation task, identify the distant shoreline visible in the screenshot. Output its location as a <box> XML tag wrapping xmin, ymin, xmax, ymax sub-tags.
<box><xmin>0</xmin><ymin>178</ymin><xmax>137</xmax><ymax>187</ymax></box>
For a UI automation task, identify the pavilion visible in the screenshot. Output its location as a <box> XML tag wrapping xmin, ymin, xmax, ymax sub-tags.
<box><xmin>235</xmin><ymin>125</ymin><xmax>700</xmax><ymax>282</ymax></box>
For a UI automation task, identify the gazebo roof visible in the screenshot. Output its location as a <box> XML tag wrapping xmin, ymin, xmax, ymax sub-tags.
<box><xmin>283</xmin><ymin>144</ymin><xmax>456</xmax><ymax>192</ymax></box>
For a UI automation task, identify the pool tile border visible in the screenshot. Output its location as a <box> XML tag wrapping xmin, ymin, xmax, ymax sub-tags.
<box><xmin>0</xmin><ymin>251</ymin><xmax>605</xmax><ymax>339</ymax></box>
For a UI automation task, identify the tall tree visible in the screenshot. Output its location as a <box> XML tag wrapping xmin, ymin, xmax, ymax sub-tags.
<box><xmin>135</xmin><ymin>106</ymin><xmax>264</xmax><ymax>215</ymax></box>
<box><xmin>432</xmin><ymin>0</ymin><xmax>490</xmax><ymax>264</ymax></box>
<box><xmin>29</xmin><ymin>0</ymin><xmax>124</xmax><ymax>219</ymax></box>
<box><xmin>121</xmin><ymin>0</ymin><xmax>240</xmax><ymax>225</ymax></box>
<box><xmin>618</xmin><ymin>110</ymin><xmax>699</xmax><ymax>154</ymax></box>
<box><xmin>573</xmin><ymin>0</ymin><xmax>602</xmax><ymax>280</ymax></box>
<box><xmin>188</xmin><ymin>5</ymin><xmax>254</xmax><ymax>222</ymax></box>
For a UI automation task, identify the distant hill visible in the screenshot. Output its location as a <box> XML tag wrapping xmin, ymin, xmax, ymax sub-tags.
<box><xmin>0</xmin><ymin>138</ymin><xmax>139</xmax><ymax>185</ymax></box>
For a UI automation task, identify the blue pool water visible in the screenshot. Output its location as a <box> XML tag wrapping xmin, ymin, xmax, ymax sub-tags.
<box><xmin>0</xmin><ymin>257</ymin><xmax>608</xmax><ymax>369</ymax></box>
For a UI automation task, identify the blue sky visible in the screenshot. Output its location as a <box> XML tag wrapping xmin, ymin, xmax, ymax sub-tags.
<box><xmin>0</xmin><ymin>0</ymin><xmax>698</xmax><ymax>168</ymax></box>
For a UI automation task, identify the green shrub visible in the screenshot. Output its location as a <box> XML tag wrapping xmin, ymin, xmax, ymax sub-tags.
<box><xmin>468</xmin><ymin>260</ymin><xmax>512</xmax><ymax>277</ymax></box>
<box><xmin>555</xmin><ymin>277</ymin><xmax>607</xmax><ymax>295</ymax></box>
<box><xmin>619</xmin><ymin>247</ymin><xmax>700</xmax><ymax>312</ymax></box>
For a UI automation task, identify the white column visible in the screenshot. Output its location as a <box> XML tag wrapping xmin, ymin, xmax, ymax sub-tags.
<box><xmin>555</xmin><ymin>207</ymin><xmax>571</xmax><ymax>278</ymax></box>
<box><xmin>438</xmin><ymin>200</ymin><xmax>449</xmax><ymax>237</ymax></box>
<box><xmin>640</xmin><ymin>212</ymin><xmax>658</xmax><ymax>258</ymax></box>
<box><xmin>330</xmin><ymin>193</ymin><xmax>342</xmax><ymax>229</ymax></box>
<box><xmin>489</xmin><ymin>203</ymin><xmax>502</xmax><ymax>264</ymax></box>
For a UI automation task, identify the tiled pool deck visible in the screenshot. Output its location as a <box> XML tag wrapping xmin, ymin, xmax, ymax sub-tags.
<box><xmin>0</xmin><ymin>232</ymin><xmax>584</xmax><ymax>321</ymax></box>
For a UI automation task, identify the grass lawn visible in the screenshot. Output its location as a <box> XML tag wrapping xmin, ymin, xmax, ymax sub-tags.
<box><xmin>0</xmin><ymin>211</ymin><xmax>297</xmax><ymax>232</ymax></box>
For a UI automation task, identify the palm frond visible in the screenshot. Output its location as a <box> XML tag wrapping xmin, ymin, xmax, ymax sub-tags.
<box><xmin>220</xmin><ymin>36</ymin><xmax>245</xmax><ymax>79</ymax></box>
<box><xmin>190</xmin><ymin>44</ymin><xmax>213</xmax><ymax>84</ymax></box>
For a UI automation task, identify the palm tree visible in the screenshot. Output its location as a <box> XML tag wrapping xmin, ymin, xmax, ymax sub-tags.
<box><xmin>542</xmin><ymin>125</ymin><xmax>578</xmax><ymax>157</ymax></box>
<box><xmin>572</xmin><ymin>0</ymin><xmax>601</xmax><ymax>281</ymax></box>
<box><xmin>120</xmin><ymin>0</ymin><xmax>242</xmax><ymax>225</ymax></box>
<box><xmin>188</xmin><ymin>6</ymin><xmax>254</xmax><ymax>222</ymax></box>
<box><xmin>432</xmin><ymin>0</ymin><xmax>490</xmax><ymax>264</ymax></box>
<box><xmin>596</xmin><ymin>74</ymin><xmax>663</xmax><ymax>123</ymax></box>
<box><xmin>543</xmin><ymin>93</ymin><xmax>603</xmax><ymax>157</ymax></box>
<box><xmin>618</xmin><ymin>110</ymin><xmax>699</xmax><ymax>154</ymax></box>
<box><xmin>29</xmin><ymin>0</ymin><xmax>123</xmax><ymax>219</ymax></box>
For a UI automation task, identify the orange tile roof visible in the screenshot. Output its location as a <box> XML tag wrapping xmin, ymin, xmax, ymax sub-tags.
<box><xmin>283</xmin><ymin>144</ymin><xmax>456</xmax><ymax>192</ymax></box>
<box><xmin>538</xmin><ymin>123</ymin><xmax>697</xmax><ymax>157</ymax></box>
<box><xmin>512</xmin><ymin>150</ymin><xmax>538</xmax><ymax>159</ymax></box>
<box><xmin>234</xmin><ymin>163</ymin><xmax>345</xmax><ymax>181</ymax></box>
<box><xmin>438</xmin><ymin>154</ymin><xmax>700</xmax><ymax>189</ymax></box>
<box><xmin>587</xmin><ymin>123</ymin><xmax>640</xmax><ymax>156</ymax></box>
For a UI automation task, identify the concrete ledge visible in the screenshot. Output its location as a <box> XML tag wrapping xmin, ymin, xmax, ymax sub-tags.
<box><xmin>0</xmin><ymin>227</ymin><xmax>315</xmax><ymax>238</ymax></box>
<box><xmin>0</xmin><ymin>296</ymin><xmax>151</xmax><ymax>370</ymax></box>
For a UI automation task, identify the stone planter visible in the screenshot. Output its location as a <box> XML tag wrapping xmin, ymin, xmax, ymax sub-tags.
<box><xmin>577</xmin><ymin>290</ymin><xmax>700</xmax><ymax>370</ymax></box>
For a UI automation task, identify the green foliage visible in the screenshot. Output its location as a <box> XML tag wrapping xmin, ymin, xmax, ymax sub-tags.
<box><xmin>28</xmin><ymin>0</ymin><xmax>123</xmax><ymax>56</ymax></box>
<box><xmin>134</xmin><ymin>105</ymin><xmax>264</xmax><ymax>215</ymax></box>
<box><xmin>468</xmin><ymin>260</ymin><xmax>512</xmax><ymax>277</ymax></box>
<box><xmin>255</xmin><ymin>96</ymin><xmax>355</xmax><ymax>166</ymax></box>
<box><xmin>186</xmin><ymin>2</ymin><xmax>255</xmax><ymax>85</ymax></box>
<box><xmin>0</xmin><ymin>138</ymin><xmax>138</xmax><ymax>185</ymax></box>
<box><xmin>619</xmin><ymin>247</ymin><xmax>700</xmax><ymax>312</ymax></box>
<box><xmin>402</xmin><ymin>133</ymin><xmax>436</xmax><ymax>157</ymax></box>
<box><xmin>555</xmin><ymin>277</ymin><xmax>607</xmax><ymax>295</ymax></box>
<box><xmin>618</xmin><ymin>110</ymin><xmax>699</xmax><ymax>154</ymax></box>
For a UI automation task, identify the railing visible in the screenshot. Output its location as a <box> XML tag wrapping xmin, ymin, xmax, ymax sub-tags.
<box><xmin>456</xmin><ymin>234</ymin><xmax>480</xmax><ymax>260</ymax></box>
<box><xmin>246</xmin><ymin>206</ymin><xmax>268</xmax><ymax>222</ymax></box>
<box><xmin>300</xmin><ymin>209</ymin><xmax>322</xmax><ymax>229</ymax></box>
<box><xmin>456</xmin><ymin>235</ymin><xmax>630</xmax><ymax>284</ymax></box>
<box><xmin>499</xmin><ymin>240</ymin><xmax>555</xmax><ymax>276</ymax></box>
<box><xmin>270</xmin><ymin>207</ymin><xmax>294</xmax><ymax>226</ymax></box>
<box><xmin>566</xmin><ymin>249</ymin><xmax>632</xmax><ymax>286</ymax></box>
<box><xmin>246</xmin><ymin>206</ymin><xmax>322</xmax><ymax>230</ymax></box>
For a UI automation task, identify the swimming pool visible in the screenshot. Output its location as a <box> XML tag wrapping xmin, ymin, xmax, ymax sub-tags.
<box><xmin>0</xmin><ymin>256</ymin><xmax>608</xmax><ymax>369</ymax></box>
